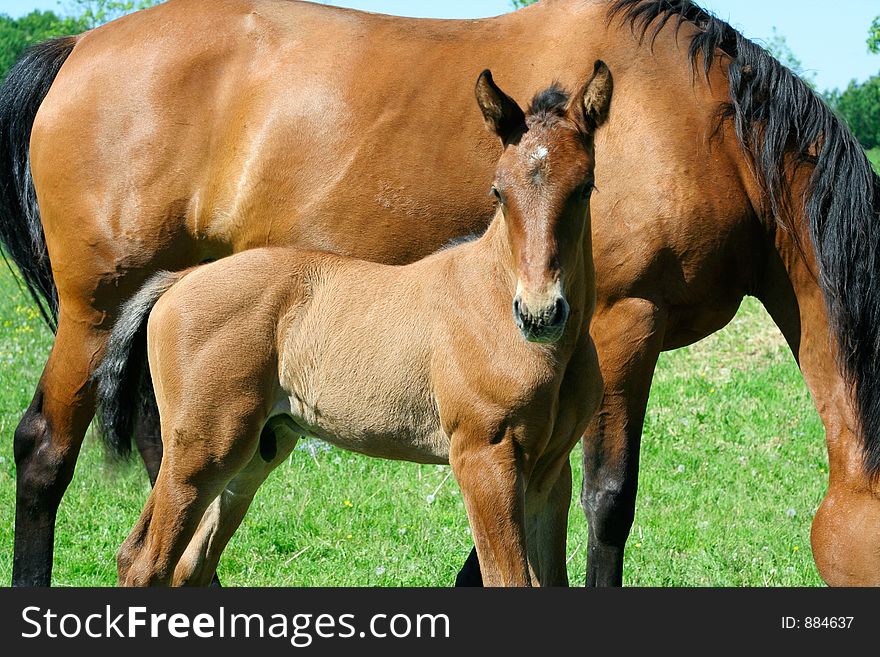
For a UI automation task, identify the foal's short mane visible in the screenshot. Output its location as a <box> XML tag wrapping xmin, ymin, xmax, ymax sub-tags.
<box><xmin>609</xmin><ymin>0</ymin><xmax>880</xmax><ymax>477</ymax></box>
<box><xmin>528</xmin><ymin>84</ymin><xmax>570</xmax><ymax>122</ymax></box>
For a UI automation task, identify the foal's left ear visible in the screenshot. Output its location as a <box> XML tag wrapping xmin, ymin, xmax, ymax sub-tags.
<box><xmin>571</xmin><ymin>60</ymin><xmax>613</xmax><ymax>130</ymax></box>
<box><xmin>475</xmin><ymin>70</ymin><xmax>527</xmax><ymax>147</ymax></box>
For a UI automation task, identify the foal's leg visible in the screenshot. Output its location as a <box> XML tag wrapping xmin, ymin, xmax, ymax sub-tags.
<box><xmin>118</xmin><ymin>469</ymin><xmax>216</xmax><ymax>586</ymax></box>
<box><xmin>582</xmin><ymin>299</ymin><xmax>664</xmax><ymax>587</ymax></box>
<box><xmin>128</xmin><ymin>384</ymin><xmax>231</xmax><ymax>586</ymax></box>
<box><xmin>118</xmin><ymin>417</ymin><xmax>262</xmax><ymax>586</ymax></box>
<box><xmin>524</xmin><ymin>458</ymin><xmax>573</xmax><ymax>586</ymax></box>
<box><xmin>450</xmin><ymin>428</ymin><xmax>530</xmax><ymax>587</ymax></box>
<box><xmin>128</xmin><ymin>391</ymin><xmax>233</xmax><ymax>587</ymax></box>
<box><xmin>12</xmin><ymin>314</ymin><xmax>107</xmax><ymax>586</ymax></box>
<box><xmin>172</xmin><ymin>424</ymin><xmax>299</xmax><ymax>586</ymax></box>
<box><xmin>526</xmin><ymin>340</ymin><xmax>604</xmax><ymax>587</ymax></box>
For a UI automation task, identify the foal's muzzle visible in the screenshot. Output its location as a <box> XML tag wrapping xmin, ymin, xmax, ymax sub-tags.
<box><xmin>512</xmin><ymin>294</ymin><xmax>570</xmax><ymax>344</ymax></box>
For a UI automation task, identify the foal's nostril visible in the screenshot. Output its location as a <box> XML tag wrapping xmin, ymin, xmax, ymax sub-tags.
<box><xmin>512</xmin><ymin>297</ymin><xmax>523</xmax><ymax>325</ymax></box>
<box><xmin>547</xmin><ymin>296</ymin><xmax>570</xmax><ymax>328</ymax></box>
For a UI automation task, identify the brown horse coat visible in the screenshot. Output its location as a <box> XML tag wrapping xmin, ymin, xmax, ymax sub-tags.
<box><xmin>6</xmin><ymin>0</ymin><xmax>879</xmax><ymax>586</ymax></box>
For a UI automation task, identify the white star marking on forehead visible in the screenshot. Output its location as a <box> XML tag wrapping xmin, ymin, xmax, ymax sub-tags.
<box><xmin>528</xmin><ymin>145</ymin><xmax>549</xmax><ymax>184</ymax></box>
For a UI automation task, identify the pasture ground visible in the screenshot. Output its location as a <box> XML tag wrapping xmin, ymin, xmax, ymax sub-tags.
<box><xmin>0</xmin><ymin>264</ymin><xmax>826</xmax><ymax>586</ymax></box>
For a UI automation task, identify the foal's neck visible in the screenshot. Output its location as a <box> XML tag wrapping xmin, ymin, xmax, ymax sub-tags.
<box><xmin>477</xmin><ymin>213</ymin><xmax>518</xmax><ymax>293</ymax></box>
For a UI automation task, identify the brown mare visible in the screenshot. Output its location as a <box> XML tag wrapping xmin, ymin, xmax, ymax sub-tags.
<box><xmin>107</xmin><ymin>68</ymin><xmax>610</xmax><ymax>586</ymax></box>
<box><xmin>2</xmin><ymin>0</ymin><xmax>879</xmax><ymax>587</ymax></box>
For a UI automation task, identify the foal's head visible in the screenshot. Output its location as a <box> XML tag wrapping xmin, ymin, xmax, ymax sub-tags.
<box><xmin>475</xmin><ymin>61</ymin><xmax>612</xmax><ymax>344</ymax></box>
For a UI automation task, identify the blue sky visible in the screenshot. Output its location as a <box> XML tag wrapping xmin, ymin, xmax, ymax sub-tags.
<box><xmin>1</xmin><ymin>0</ymin><xmax>877</xmax><ymax>91</ymax></box>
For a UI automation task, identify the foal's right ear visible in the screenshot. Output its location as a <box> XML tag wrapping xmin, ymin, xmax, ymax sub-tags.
<box><xmin>475</xmin><ymin>70</ymin><xmax>527</xmax><ymax>147</ymax></box>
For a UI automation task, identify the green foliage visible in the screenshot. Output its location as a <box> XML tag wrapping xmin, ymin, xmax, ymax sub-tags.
<box><xmin>868</xmin><ymin>149</ymin><xmax>880</xmax><ymax>175</ymax></box>
<box><xmin>0</xmin><ymin>1</ymin><xmax>161</xmax><ymax>81</ymax></box>
<box><xmin>62</xmin><ymin>0</ymin><xmax>161</xmax><ymax>30</ymax></box>
<box><xmin>869</xmin><ymin>16</ymin><xmax>879</xmax><ymax>54</ymax></box>
<box><xmin>510</xmin><ymin>0</ymin><xmax>537</xmax><ymax>8</ymax></box>
<box><xmin>826</xmin><ymin>75</ymin><xmax>880</xmax><ymax>151</ymax></box>
<box><xmin>0</xmin><ymin>11</ymin><xmax>86</xmax><ymax>79</ymax></box>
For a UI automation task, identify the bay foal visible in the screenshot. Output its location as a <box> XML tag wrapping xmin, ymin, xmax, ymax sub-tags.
<box><xmin>111</xmin><ymin>65</ymin><xmax>612</xmax><ymax>586</ymax></box>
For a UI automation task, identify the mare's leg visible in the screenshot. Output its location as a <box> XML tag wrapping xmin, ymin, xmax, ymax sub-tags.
<box><xmin>812</xmin><ymin>431</ymin><xmax>880</xmax><ymax>585</ymax></box>
<box><xmin>450</xmin><ymin>427</ymin><xmax>530</xmax><ymax>587</ymax></box>
<box><xmin>582</xmin><ymin>299</ymin><xmax>664</xmax><ymax>586</ymax></box>
<box><xmin>117</xmin><ymin>414</ymin><xmax>262</xmax><ymax>586</ymax></box>
<box><xmin>454</xmin><ymin>548</ymin><xmax>483</xmax><ymax>587</ymax></box>
<box><xmin>13</xmin><ymin>276</ymin><xmax>172</xmax><ymax>585</ymax></box>
<box><xmin>759</xmin><ymin>250</ymin><xmax>880</xmax><ymax>585</ymax></box>
<box><xmin>132</xmin><ymin>400</ymin><xmax>163</xmax><ymax>486</ymax></box>
<box><xmin>172</xmin><ymin>423</ymin><xmax>299</xmax><ymax>586</ymax></box>
<box><xmin>12</xmin><ymin>314</ymin><xmax>106</xmax><ymax>586</ymax></box>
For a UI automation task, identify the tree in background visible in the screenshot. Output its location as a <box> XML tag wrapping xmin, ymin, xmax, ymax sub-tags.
<box><xmin>0</xmin><ymin>11</ymin><xmax>86</xmax><ymax>77</ymax></box>
<box><xmin>826</xmin><ymin>76</ymin><xmax>880</xmax><ymax>151</ymax></box>
<box><xmin>63</xmin><ymin>0</ymin><xmax>160</xmax><ymax>29</ymax></box>
<box><xmin>866</xmin><ymin>17</ymin><xmax>880</xmax><ymax>171</ymax></box>
<box><xmin>869</xmin><ymin>16</ymin><xmax>879</xmax><ymax>54</ymax></box>
<box><xmin>826</xmin><ymin>18</ymin><xmax>880</xmax><ymax>159</ymax></box>
<box><xmin>1</xmin><ymin>1</ymin><xmax>160</xmax><ymax>80</ymax></box>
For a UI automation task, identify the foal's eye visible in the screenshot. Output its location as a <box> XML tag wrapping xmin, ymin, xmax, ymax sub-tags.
<box><xmin>491</xmin><ymin>186</ymin><xmax>504</xmax><ymax>203</ymax></box>
<box><xmin>580</xmin><ymin>181</ymin><xmax>596</xmax><ymax>201</ymax></box>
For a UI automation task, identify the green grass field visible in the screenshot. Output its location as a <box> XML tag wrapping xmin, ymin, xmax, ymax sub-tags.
<box><xmin>0</xmin><ymin>265</ymin><xmax>826</xmax><ymax>586</ymax></box>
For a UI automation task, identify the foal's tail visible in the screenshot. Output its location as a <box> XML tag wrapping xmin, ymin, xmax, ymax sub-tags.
<box><xmin>0</xmin><ymin>37</ymin><xmax>78</xmax><ymax>332</ymax></box>
<box><xmin>94</xmin><ymin>270</ymin><xmax>191</xmax><ymax>459</ymax></box>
